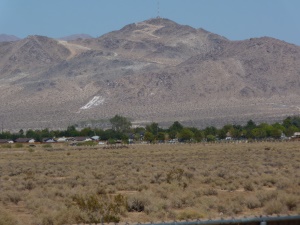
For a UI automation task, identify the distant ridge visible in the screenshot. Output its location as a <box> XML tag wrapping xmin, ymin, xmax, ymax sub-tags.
<box><xmin>0</xmin><ymin>18</ymin><xmax>299</xmax><ymax>130</ymax></box>
<box><xmin>58</xmin><ymin>34</ymin><xmax>93</xmax><ymax>41</ymax></box>
<box><xmin>0</xmin><ymin>34</ymin><xmax>20</xmax><ymax>42</ymax></box>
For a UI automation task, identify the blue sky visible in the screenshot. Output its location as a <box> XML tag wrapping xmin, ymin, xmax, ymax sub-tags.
<box><xmin>1</xmin><ymin>0</ymin><xmax>300</xmax><ymax>45</ymax></box>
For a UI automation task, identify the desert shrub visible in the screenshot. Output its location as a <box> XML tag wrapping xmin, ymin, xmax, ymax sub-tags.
<box><xmin>193</xmin><ymin>190</ymin><xmax>202</xmax><ymax>197</ymax></box>
<box><xmin>24</xmin><ymin>180</ymin><xmax>35</xmax><ymax>190</ymax></box>
<box><xmin>72</xmin><ymin>193</ymin><xmax>127</xmax><ymax>223</ymax></box>
<box><xmin>203</xmin><ymin>188</ymin><xmax>218</xmax><ymax>196</ymax></box>
<box><xmin>217</xmin><ymin>204</ymin><xmax>228</xmax><ymax>214</ymax></box>
<box><xmin>245</xmin><ymin>196</ymin><xmax>261</xmax><ymax>209</ymax></box>
<box><xmin>177</xmin><ymin>210</ymin><xmax>204</xmax><ymax>220</ymax></box>
<box><xmin>171</xmin><ymin>196</ymin><xmax>184</xmax><ymax>209</ymax></box>
<box><xmin>14</xmin><ymin>143</ymin><xmax>23</xmax><ymax>148</ymax></box>
<box><xmin>244</xmin><ymin>182</ymin><xmax>255</xmax><ymax>191</ymax></box>
<box><xmin>227</xmin><ymin>201</ymin><xmax>244</xmax><ymax>215</ymax></box>
<box><xmin>225</xmin><ymin>183</ymin><xmax>239</xmax><ymax>191</ymax></box>
<box><xmin>276</xmin><ymin>179</ymin><xmax>292</xmax><ymax>190</ymax></box>
<box><xmin>151</xmin><ymin>172</ymin><xmax>163</xmax><ymax>184</ymax></box>
<box><xmin>184</xmin><ymin>171</ymin><xmax>194</xmax><ymax>180</ymax></box>
<box><xmin>41</xmin><ymin>215</ymin><xmax>55</xmax><ymax>225</ymax></box>
<box><xmin>50</xmin><ymin>206</ymin><xmax>83</xmax><ymax>225</ymax></box>
<box><xmin>42</xmin><ymin>144</ymin><xmax>52</xmax><ymax>148</ymax></box>
<box><xmin>284</xmin><ymin>196</ymin><xmax>298</xmax><ymax>210</ymax></box>
<box><xmin>166</xmin><ymin>168</ymin><xmax>184</xmax><ymax>183</ymax></box>
<box><xmin>217</xmin><ymin>169</ymin><xmax>227</xmax><ymax>178</ymax></box>
<box><xmin>262</xmin><ymin>176</ymin><xmax>277</xmax><ymax>187</ymax></box>
<box><xmin>96</xmin><ymin>187</ymin><xmax>106</xmax><ymax>195</ymax></box>
<box><xmin>28</xmin><ymin>148</ymin><xmax>35</xmax><ymax>153</ymax></box>
<box><xmin>1</xmin><ymin>144</ymin><xmax>11</xmax><ymax>148</ymax></box>
<box><xmin>256</xmin><ymin>191</ymin><xmax>278</xmax><ymax>206</ymax></box>
<box><xmin>144</xmin><ymin>199</ymin><xmax>170</xmax><ymax>216</ymax></box>
<box><xmin>77</xmin><ymin>141</ymin><xmax>97</xmax><ymax>146</ymax></box>
<box><xmin>127</xmin><ymin>194</ymin><xmax>149</xmax><ymax>212</ymax></box>
<box><xmin>264</xmin><ymin>200</ymin><xmax>285</xmax><ymax>214</ymax></box>
<box><xmin>217</xmin><ymin>201</ymin><xmax>243</xmax><ymax>216</ymax></box>
<box><xmin>3</xmin><ymin>191</ymin><xmax>22</xmax><ymax>204</ymax></box>
<box><xmin>0</xmin><ymin>208</ymin><xmax>19</xmax><ymax>225</ymax></box>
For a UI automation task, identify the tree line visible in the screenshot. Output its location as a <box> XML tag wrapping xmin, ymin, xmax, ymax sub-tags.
<box><xmin>0</xmin><ymin>115</ymin><xmax>300</xmax><ymax>143</ymax></box>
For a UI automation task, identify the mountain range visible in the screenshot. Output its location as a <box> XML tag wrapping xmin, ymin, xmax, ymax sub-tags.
<box><xmin>0</xmin><ymin>18</ymin><xmax>300</xmax><ymax>130</ymax></box>
<box><xmin>0</xmin><ymin>34</ymin><xmax>20</xmax><ymax>42</ymax></box>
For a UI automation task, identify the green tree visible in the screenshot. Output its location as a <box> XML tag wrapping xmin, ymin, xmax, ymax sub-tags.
<box><xmin>230</xmin><ymin>126</ymin><xmax>243</xmax><ymax>139</ymax></box>
<box><xmin>251</xmin><ymin>128</ymin><xmax>267</xmax><ymax>139</ymax></box>
<box><xmin>79</xmin><ymin>127</ymin><xmax>94</xmax><ymax>137</ymax></box>
<box><xmin>144</xmin><ymin>131</ymin><xmax>155</xmax><ymax>143</ymax></box>
<box><xmin>245</xmin><ymin>120</ymin><xmax>256</xmax><ymax>130</ymax></box>
<box><xmin>65</xmin><ymin>125</ymin><xmax>79</xmax><ymax>137</ymax></box>
<box><xmin>188</xmin><ymin>127</ymin><xmax>203</xmax><ymax>142</ymax></box>
<box><xmin>157</xmin><ymin>132</ymin><xmax>166</xmax><ymax>142</ymax></box>
<box><xmin>194</xmin><ymin>130</ymin><xmax>204</xmax><ymax>142</ymax></box>
<box><xmin>25</xmin><ymin>129</ymin><xmax>35</xmax><ymax>138</ymax></box>
<box><xmin>169</xmin><ymin>121</ymin><xmax>183</xmax><ymax>133</ymax></box>
<box><xmin>110</xmin><ymin>115</ymin><xmax>131</xmax><ymax>133</ymax></box>
<box><xmin>284</xmin><ymin>125</ymin><xmax>299</xmax><ymax>137</ymax></box>
<box><xmin>283</xmin><ymin>116</ymin><xmax>293</xmax><ymax>128</ymax></box>
<box><xmin>258</xmin><ymin>123</ymin><xmax>274</xmax><ymax>137</ymax></box>
<box><xmin>270</xmin><ymin>128</ymin><xmax>282</xmax><ymax>139</ymax></box>
<box><xmin>0</xmin><ymin>131</ymin><xmax>12</xmax><ymax>139</ymax></box>
<box><xmin>146</xmin><ymin>122</ymin><xmax>161</xmax><ymax>135</ymax></box>
<box><xmin>204</xmin><ymin>126</ymin><xmax>217</xmax><ymax>136</ymax></box>
<box><xmin>18</xmin><ymin>129</ymin><xmax>25</xmax><ymax>137</ymax></box>
<box><xmin>272</xmin><ymin>123</ymin><xmax>285</xmax><ymax>132</ymax></box>
<box><xmin>218</xmin><ymin>129</ymin><xmax>227</xmax><ymax>140</ymax></box>
<box><xmin>179</xmin><ymin>128</ymin><xmax>194</xmax><ymax>142</ymax></box>
<box><xmin>206</xmin><ymin>134</ymin><xmax>216</xmax><ymax>142</ymax></box>
<box><xmin>168</xmin><ymin>130</ymin><xmax>178</xmax><ymax>139</ymax></box>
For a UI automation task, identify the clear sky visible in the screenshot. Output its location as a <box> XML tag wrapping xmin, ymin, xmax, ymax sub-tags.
<box><xmin>0</xmin><ymin>0</ymin><xmax>299</xmax><ymax>46</ymax></box>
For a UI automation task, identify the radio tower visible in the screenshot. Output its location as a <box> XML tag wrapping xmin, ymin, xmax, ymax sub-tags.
<box><xmin>157</xmin><ymin>0</ymin><xmax>160</xmax><ymax>18</ymax></box>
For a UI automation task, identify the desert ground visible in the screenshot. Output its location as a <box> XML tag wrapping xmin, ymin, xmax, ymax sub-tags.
<box><xmin>0</xmin><ymin>141</ymin><xmax>299</xmax><ymax>225</ymax></box>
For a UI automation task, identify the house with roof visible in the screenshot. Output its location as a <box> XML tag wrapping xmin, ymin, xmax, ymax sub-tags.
<box><xmin>74</xmin><ymin>137</ymin><xmax>92</xmax><ymax>142</ymax></box>
<box><xmin>0</xmin><ymin>139</ymin><xmax>14</xmax><ymax>144</ymax></box>
<box><xmin>294</xmin><ymin>132</ymin><xmax>300</xmax><ymax>138</ymax></box>
<box><xmin>91</xmin><ymin>136</ymin><xmax>100</xmax><ymax>141</ymax></box>
<box><xmin>42</xmin><ymin>138</ymin><xmax>56</xmax><ymax>143</ymax></box>
<box><xmin>14</xmin><ymin>138</ymin><xmax>35</xmax><ymax>143</ymax></box>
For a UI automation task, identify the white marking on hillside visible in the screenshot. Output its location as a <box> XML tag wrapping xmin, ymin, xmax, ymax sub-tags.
<box><xmin>80</xmin><ymin>96</ymin><xmax>105</xmax><ymax>110</ymax></box>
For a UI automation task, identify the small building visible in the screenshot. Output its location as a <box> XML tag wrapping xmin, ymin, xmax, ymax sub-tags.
<box><xmin>42</xmin><ymin>138</ymin><xmax>56</xmax><ymax>143</ymax></box>
<box><xmin>14</xmin><ymin>138</ymin><xmax>35</xmax><ymax>143</ymax></box>
<box><xmin>0</xmin><ymin>139</ymin><xmax>14</xmax><ymax>144</ymax></box>
<box><xmin>294</xmin><ymin>132</ymin><xmax>300</xmax><ymax>138</ymax></box>
<box><xmin>56</xmin><ymin>137</ymin><xmax>67</xmax><ymax>142</ymax></box>
<box><xmin>91</xmin><ymin>136</ymin><xmax>100</xmax><ymax>141</ymax></box>
<box><xmin>74</xmin><ymin>137</ymin><xmax>92</xmax><ymax>142</ymax></box>
<box><xmin>56</xmin><ymin>137</ymin><xmax>76</xmax><ymax>142</ymax></box>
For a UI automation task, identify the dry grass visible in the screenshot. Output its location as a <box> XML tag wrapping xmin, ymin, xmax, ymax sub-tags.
<box><xmin>0</xmin><ymin>142</ymin><xmax>299</xmax><ymax>225</ymax></box>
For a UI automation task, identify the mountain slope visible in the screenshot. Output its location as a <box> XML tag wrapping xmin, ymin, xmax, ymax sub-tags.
<box><xmin>58</xmin><ymin>34</ymin><xmax>93</xmax><ymax>41</ymax></box>
<box><xmin>0</xmin><ymin>34</ymin><xmax>20</xmax><ymax>42</ymax></box>
<box><xmin>0</xmin><ymin>18</ymin><xmax>299</xmax><ymax>130</ymax></box>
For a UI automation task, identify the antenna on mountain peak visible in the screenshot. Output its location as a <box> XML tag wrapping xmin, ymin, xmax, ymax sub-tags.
<box><xmin>157</xmin><ymin>0</ymin><xmax>160</xmax><ymax>18</ymax></box>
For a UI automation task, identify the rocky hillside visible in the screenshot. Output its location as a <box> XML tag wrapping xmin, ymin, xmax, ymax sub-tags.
<box><xmin>0</xmin><ymin>18</ymin><xmax>299</xmax><ymax>130</ymax></box>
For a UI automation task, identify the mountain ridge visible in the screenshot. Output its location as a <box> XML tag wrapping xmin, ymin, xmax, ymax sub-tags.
<box><xmin>0</xmin><ymin>18</ymin><xmax>299</xmax><ymax>130</ymax></box>
<box><xmin>0</xmin><ymin>34</ymin><xmax>20</xmax><ymax>42</ymax></box>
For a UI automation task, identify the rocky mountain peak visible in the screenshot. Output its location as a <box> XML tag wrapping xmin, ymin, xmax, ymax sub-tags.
<box><xmin>0</xmin><ymin>18</ymin><xmax>300</xmax><ymax>130</ymax></box>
